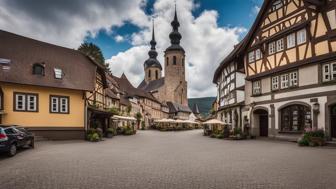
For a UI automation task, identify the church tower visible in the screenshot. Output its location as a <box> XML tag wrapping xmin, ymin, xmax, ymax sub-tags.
<box><xmin>144</xmin><ymin>20</ymin><xmax>162</xmax><ymax>83</ymax></box>
<box><xmin>164</xmin><ymin>5</ymin><xmax>188</xmax><ymax>106</ymax></box>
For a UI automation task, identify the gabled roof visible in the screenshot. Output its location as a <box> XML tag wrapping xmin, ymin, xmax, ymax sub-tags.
<box><xmin>138</xmin><ymin>78</ymin><xmax>165</xmax><ymax>92</ymax></box>
<box><xmin>113</xmin><ymin>73</ymin><xmax>160</xmax><ymax>103</ymax></box>
<box><xmin>167</xmin><ymin>102</ymin><xmax>192</xmax><ymax>113</ymax></box>
<box><xmin>0</xmin><ymin>30</ymin><xmax>97</xmax><ymax>91</ymax></box>
<box><xmin>212</xmin><ymin>40</ymin><xmax>245</xmax><ymax>83</ymax></box>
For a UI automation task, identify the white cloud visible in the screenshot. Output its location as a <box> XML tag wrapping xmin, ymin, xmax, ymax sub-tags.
<box><xmin>107</xmin><ymin>0</ymin><xmax>245</xmax><ymax>98</ymax></box>
<box><xmin>252</xmin><ymin>5</ymin><xmax>261</xmax><ymax>15</ymax></box>
<box><xmin>114</xmin><ymin>35</ymin><xmax>125</xmax><ymax>42</ymax></box>
<box><xmin>0</xmin><ymin>0</ymin><xmax>245</xmax><ymax>98</ymax></box>
<box><xmin>0</xmin><ymin>0</ymin><xmax>148</xmax><ymax>48</ymax></box>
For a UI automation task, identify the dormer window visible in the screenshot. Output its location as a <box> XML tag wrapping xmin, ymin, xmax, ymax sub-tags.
<box><xmin>54</xmin><ymin>68</ymin><xmax>63</xmax><ymax>79</ymax></box>
<box><xmin>32</xmin><ymin>63</ymin><xmax>45</xmax><ymax>76</ymax></box>
<box><xmin>272</xmin><ymin>0</ymin><xmax>283</xmax><ymax>11</ymax></box>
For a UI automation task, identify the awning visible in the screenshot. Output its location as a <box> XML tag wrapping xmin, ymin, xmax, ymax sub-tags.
<box><xmin>203</xmin><ymin>119</ymin><xmax>225</xmax><ymax>125</ymax></box>
<box><xmin>112</xmin><ymin>115</ymin><xmax>136</xmax><ymax>121</ymax></box>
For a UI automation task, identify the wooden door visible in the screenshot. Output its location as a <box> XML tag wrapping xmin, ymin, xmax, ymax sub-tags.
<box><xmin>331</xmin><ymin>105</ymin><xmax>336</xmax><ymax>138</ymax></box>
<box><xmin>260</xmin><ymin>115</ymin><xmax>268</xmax><ymax>137</ymax></box>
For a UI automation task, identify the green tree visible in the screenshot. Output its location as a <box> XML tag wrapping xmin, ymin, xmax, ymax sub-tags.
<box><xmin>78</xmin><ymin>43</ymin><xmax>105</xmax><ymax>66</ymax></box>
<box><xmin>126</xmin><ymin>105</ymin><xmax>132</xmax><ymax>115</ymax></box>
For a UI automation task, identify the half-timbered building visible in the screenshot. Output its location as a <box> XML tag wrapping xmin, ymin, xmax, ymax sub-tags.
<box><xmin>240</xmin><ymin>0</ymin><xmax>336</xmax><ymax>139</ymax></box>
<box><xmin>213</xmin><ymin>43</ymin><xmax>246</xmax><ymax>129</ymax></box>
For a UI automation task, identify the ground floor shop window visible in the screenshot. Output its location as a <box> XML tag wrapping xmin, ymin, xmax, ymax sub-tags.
<box><xmin>281</xmin><ymin>105</ymin><xmax>311</xmax><ymax>132</ymax></box>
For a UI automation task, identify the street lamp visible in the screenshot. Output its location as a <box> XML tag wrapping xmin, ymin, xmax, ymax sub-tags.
<box><xmin>313</xmin><ymin>102</ymin><xmax>320</xmax><ymax>114</ymax></box>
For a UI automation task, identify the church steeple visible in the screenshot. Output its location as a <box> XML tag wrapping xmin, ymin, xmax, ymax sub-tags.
<box><xmin>166</xmin><ymin>4</ymin><xmax>184</xmax><ymax>53</ymax></box>
<box><xmin>148</xmin><ymin>20</ymin><xmax>158</xmax><ymax>59</ymax></box>
<box><xmin>144</xmin><ymin>18</ymin><xmax>162</xmax><ymax>83</ymax></box>
<box><xmin>169</xmin><ymin>4</ymin><xmax>182</xmax><ymax>46</ymax></box>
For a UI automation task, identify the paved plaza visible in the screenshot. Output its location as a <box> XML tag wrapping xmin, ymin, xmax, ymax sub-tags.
<box><xmin>1</xmin><ymin>130</ymin><xmax>336</xmax><ymax>189</ymax></box>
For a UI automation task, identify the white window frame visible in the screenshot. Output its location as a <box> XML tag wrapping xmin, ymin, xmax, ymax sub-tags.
<box><xmin>268</xmin><ymin>42</ymin><xmax>276</xmax><ymax>55</ymax></box>
<box><xmin>323</xmin><ymin>64</ymin><xmax>330</xmax><ymax>82</ymax></box>
<box><xmin>276</xmin><ymin>39</ymin><xmax>284</xmax><ymax>52</ymax></box>
<box><xmin>332</xmin><ymin>63</ymin><xmax>336</xmax><ymax>81</ymax></box>
<box><xmin>271</xmin><ymin>76</ymin><xmax>279</xmax><ymax>91</ymax></box>
<box><xmin>15</xmin><ymin>94</ymin><xmax>26</xmax><ymax>111</ymax></box>
<box><xmin>51</xmin><ymin>97</ymin><xmax>59</xmax><ymax>113</ymax></box>
<box><xmin>297</xmin><ymin>29</ymin><xmax>307</xmax><ymax>45</ymax></box>
<box><xmin>54</xmin><ymin>68</ymin><xmax>63</xmax><ymax>79</ymax></box>
<box><xmin>287</xmin><ymin>33</ymin><xmax>296</xmax><ymax>48</ymax></box>
<box><xmin>289</xmin><ymin>71</ymin><xmax>298</xmax><ymax>87</ymax></box>
<box><xmin>281</xmin><ymin>74</ymin><xmax>289</xmax><ymax>89</ymax></box>
<box><xmin>248</xmin><ymin>51</ymin><xmax>255</xmax><ymax>63</ymax></box>
<box><xmin>60</xmin><ymin>97</ymin><xmax>68</xmax><ymax>113</ymax></box>
<box><xmin>252</xmin><ymin>80</ymin><xmax>261</xmax><ymax>95</ymax></box>
<box><xmin>27</xmin><ymin>95</ymin><xmax>37</xmax><ymax>111</ymax></box>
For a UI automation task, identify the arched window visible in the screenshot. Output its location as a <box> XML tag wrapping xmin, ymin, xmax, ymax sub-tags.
<box><xmin>173</xmin><ymin>56</ymin><xmax>177</xmax><ymax>65</ymax></box>
<box><xmin>32</xmin><ymin>63</ymin><xmax>45</xmax><ymax>76</ymax></box>
<box><xmin>281</xmin><ymin>104</ymin><xmax>311</xmax><ymax>132</ymax></box>
<box><xmin>155</xmin><ymin>70</ymin><xmax>159</xmax><ymax>79</ymax></box>
<box><xmin>182</xmin><ymin>58</ymin><xmax>185</xmax><ymax>66</ymax></box>
<box><xmin>166</xmin><ymin>57</ymin><xmax>169</xmax><ymax>66</ymax></box>
<box><xmin>148</xmin><ymin>70</ymin><xmax>151</xmax><ymax>78</ymax></box>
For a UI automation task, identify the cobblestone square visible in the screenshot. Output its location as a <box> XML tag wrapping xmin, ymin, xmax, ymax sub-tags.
<box><xmin>1</xmin><ymin>130</ymin><xmax>336</xmax><ymax>189</ymax></box>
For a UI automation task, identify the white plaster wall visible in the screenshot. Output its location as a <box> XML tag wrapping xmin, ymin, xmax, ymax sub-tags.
<box><xmin>237</xmin><ymin>90</ymin><xmax>245</xmax><ymax>103</ymax></box>
<box><xmin>299</xmin><ymin>65</ymin><xmax>318</xmax><ymax>87</ymax></box>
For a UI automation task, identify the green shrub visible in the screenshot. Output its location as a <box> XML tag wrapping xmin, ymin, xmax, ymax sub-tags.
<box><xmin>216</xmin><ymin>133</ymin><xmax>224</xmax><ymax>139</ymax></box>
<box><xmin>298</xmin><ymin>129</ymin><xmax>325</xmax><ymax>147</ymax></box>
<box><xmin>90</xmin><ymin>133</ymin><xmax>100</xmax><ymax>142</ymax></box>
<box><xmin>233</xmin><ymin>128</ymin><xmax>242</xmax><ymax>136</ymax></box>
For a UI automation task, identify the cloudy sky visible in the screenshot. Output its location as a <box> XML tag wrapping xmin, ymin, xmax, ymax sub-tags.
<box><xmin>0</xmin><ymin>0</ymin><xmax>263</xmax><ymax>98</ymax></box>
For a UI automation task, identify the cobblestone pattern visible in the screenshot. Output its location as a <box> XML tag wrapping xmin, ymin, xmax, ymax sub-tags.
<box><xmin>1</xmin><ymin>130</ymin><xmax>336</xmax><ymax>189</ymax></box>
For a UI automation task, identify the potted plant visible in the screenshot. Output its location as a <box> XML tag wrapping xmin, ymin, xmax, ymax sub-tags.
<box><xmin>106</xmin><ymin>128</ymin><xmax>115</xmax><ymax>138</ymax></box>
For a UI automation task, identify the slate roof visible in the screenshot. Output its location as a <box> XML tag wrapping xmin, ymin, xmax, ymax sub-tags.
<box><xmin>167</xmin><ymin>102</ymin><xmax>192</xmax><ymax>113</ymax></box>
<box><xmin>113</xmin><ymin>74</ymin><xmax>160</xmax><ymax>103</ymax></box>
<box><xmin>138</xmin><ymin>77</ymin><xmax>165</xmax><ymax>92</ymax></box>
<box><xmin>0</xmin><ymin>30</ymin><xmax>97</xmax><ymax>91</ymax></box>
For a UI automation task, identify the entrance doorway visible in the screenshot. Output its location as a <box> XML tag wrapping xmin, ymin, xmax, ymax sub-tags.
<box><xmin>331</xmin><ymin>104</ymin><xmax>336</xmax><ymax>138</ymax></box>
<box><xmin>253</xmin><ymin>109</ymin><xmax>269</xmax><ymax>137</ymax></box>
<box><xmin>260</xmin><ymin>115</ymin><xmax>268</xmax><ymax>137</ymax></box>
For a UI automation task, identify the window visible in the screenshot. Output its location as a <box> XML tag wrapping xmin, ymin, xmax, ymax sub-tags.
<box><xmin>268</xmin><ymin>42</ymin><xmax>275</xmax><ymax>54</ymax></box>
<box><xmin>148</xmin><ymin>70</ymin><xmax>151</xmax><ymax>78</ymax></box>
<box><xmin>297</xmin><ymin>29</ymin><xmax>306</xmax><ymax>45</ymax></box>
<box><xmin>32</xmin><ymin>63</ymin><xmax>45</xmax><ymax>76</ymax></box>
<box><xmin>272</xmin><ymin>0</ymin><xmax>283</xmax><ymax>11</ymax></box>
<box><xmin>255</xmin><ymin>49</ymin><xmax>262</xmax><ymax>60</ymax></box>
<box><xmin>289</xmin><ymin>72</ymin><xmax>298</xmax><ymax>87</ymax></box>
<box><xmin>252</xmin><ymin>80</ymin><xmax>261</xmax><ymax>95</ymax></box>
<box><xmin>287</xmin><ymin>33</ymin><xmax>296</xmax><ymax>49</ymax></box>
<box><xmin>173</xmin><ymin>56</ymin><xmax>177</xmax><ymax>65</ymax></box>
<box><xmin>322</xmin><ymin>62</ymin><xmax>336</xmax><ymax>82</ymax></box>
<box><xmin>248</xmin><ymin>51</ymin><xmax>255</xmax><ymax>63</ymax></box>
<box><xmin>14</xmin><ymin>93</ymin><xmax>38</xmax><ymax>112</ymax></box>
<box><xmin>50</xmin><ymin>96</ymin><xmax>69</xmax><ymax>113</ymax></box>
<box><xmin>327</xmin><ymin>10</ymin><xmax>336</xmax><ymax>30</ymax></box>
<box><xmin>27</xmin><ymin>95</ymin><xmax>37</xmax><ymax>111</ymax></box>
<box><xmin>166</xmin><ymin>57</ymin><xmax>169</xmax><ymax>66</ymax></box>
<box><xmin>276</xmin><ymin>39</ymin><xmax>284</xmax><ymax>52</ymax></box>
<box><xmin>182</xmin><ymin>58</ymin><xmax>185</xmax><ymax>66</ymax></box>
<box><xmin>271</xmin><ymin>76</ymin><xmax>279</xmax><ymax>90</ymax></box>
<box><xmin>155</xmin><ymin>70</ymin><xmax>158</xmax><ymax>79</ymax></box>
<box><xmin>281</xmin><ymin>74</ymin><xmax>289</xmax><ymax>89</ymax></box>
<box><xmin>54</xmin><ymin>68</ymin><xmax>63</xmax><ymax>79</ymax></box>
<box><xmin>280</xmin><ymin>71</ymin><xmax>298</xmax><ymax>89</ymax></box>
<box><xmin>281</xmin><ymin>105</ymin><xmax>311</xmax><ymax>132</ymax></box>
